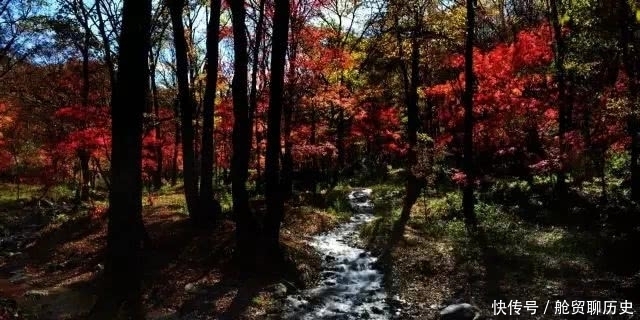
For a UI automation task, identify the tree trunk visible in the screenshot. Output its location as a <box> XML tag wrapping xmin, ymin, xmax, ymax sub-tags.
<box><xmin>95</xmin><ymin>0</ymin><xmax>116</xmax><ymax>90</ymax></box>
<box><xmin>200</xmin><ymin>0</ymin><xmax>223</xmax><ymax>222</ymax></box>
<box><xmin>249</xmin><ymin>0</ymin><xmax>266</xmax><ymax>189</ymax></box>
<box><xmin>463</xmin><ymin>0</ymin><xmax>478</xmax><ymax>232</ymax></box>
<box><xmin>169</xmin><ymin>0</ymin><xmax>200</xmax><ymax>220</ymax></box>
<box><xmin>78</xmin><ymin>149</ymin><xmax>91</xmax><ymax>201</ymax></box>
<box><xmin>282</xmin><ymin>32</ymin><xmax>298</xmax><ymax>199</ymax></box>
<box><xmin>391</xmin><ymin>13</ymin><xmax>423</xmax><ymax>245</ymax></box>
<box><xmin>549</xmin><ymin>0</ymin><xmax>569</xmax><ymax>201</ymax></box>
<box><xmin>171</xmin><ymin>98</ymin><xmax>180</xmax><ymax>186</ymax></box>
<box><xmin>230</xmin><ymin>0</ymin><xmax>257</xmax><ymax>271</ymax></box>
<box><xmin>90</xmin><ymin>0</ymin><xmax>150</xmax><ymax>317</ymax></box>
<box><xmin>263</xmin><ymin>0</ymin><xmax>290</xmax><ymax>255</ymax></box>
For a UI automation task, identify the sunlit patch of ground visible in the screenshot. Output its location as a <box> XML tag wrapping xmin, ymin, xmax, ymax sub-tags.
<box><xmin>0</xmin><ymin>186</ymin><xmax>348</xmax><ymax>319</ymax></box>
<box><xmin>362</xmin><ymin>186</ymin><xmax>640</xmax><ymax>320</ymax></box>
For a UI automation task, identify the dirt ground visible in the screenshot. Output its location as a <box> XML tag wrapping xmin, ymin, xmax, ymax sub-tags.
<box><xmin>0</xmin><ymin>195</ymin><xmax>344</xmax><ymax>320</ymax></box>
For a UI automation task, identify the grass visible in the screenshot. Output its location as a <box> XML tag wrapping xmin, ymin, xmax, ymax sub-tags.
<box><xmin>359</xmin><ymin>175</ymin><xmax>640</xmax><ymax>319</ymax></box>
<box><xmin>0</xmin><ymin>183</ymin><xmax>40</xmax><ymax>204</ymax></box>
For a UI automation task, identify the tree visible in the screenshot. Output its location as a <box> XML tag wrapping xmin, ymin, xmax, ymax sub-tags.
<box><xmin>548</xmin><ymin>0</ymin><xmax>569</xmax><ymax>202</ymax></box>
<box><xmin>263</xmin><ymin>0</ymin><xmax>290</xmax><ymax>256</ymax></box>
<box><xmin>0</xmin><ymin>0</ymin><xmax>48</xmax><ymax>78</ymax></box>
<box><xmin>168</xmin><ymin>0</ymin><xmax>199</xmax><ymax>221</ymax></box>
<box><xmin>230</xmin><ymin>0</ymin><xmax>257</xmax><ymax>270</ymax></box>
<box><xmin>49</xmin><ymin>0</ymin><xmax>102</xmax><ymax>201</ymax></box>
<box><xmin>462</xmin><ymin>0</ymin><xmax>478</xmax><ymax>231</ymax></box>
<box><xmin>199</xmin><ymin>0</ymin><xmax>223</xmax><ymax>221</ymax></box>
<box><xmin>90</xmin><ymin>0</ymin><xmax>151</xmax><ymax>317</ymax></box>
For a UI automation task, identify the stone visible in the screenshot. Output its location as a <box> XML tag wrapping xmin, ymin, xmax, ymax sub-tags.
<box><xmin>272</xmin><ymin>283</ymin><xmax>288</xmax><ymax>297</ymax></box>
<box><xmin>184</xmin><ymin>283</ymin><xmax>200</xmax><ymax>294</ymax></box>
<box><xmin>440</xmin><ymin>303</ymin><xmax>481</xmax><ymax>320</ymax></box>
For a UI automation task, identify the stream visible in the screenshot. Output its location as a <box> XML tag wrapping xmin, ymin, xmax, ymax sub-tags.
<box><xmin>283</xmin><ymin>188</ymin><xmax>391</xmax><ymax>320</ymax></box>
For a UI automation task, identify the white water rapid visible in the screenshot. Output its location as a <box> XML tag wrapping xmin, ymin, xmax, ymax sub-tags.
<box><xmin>283</xmin><ymin>188</ymin><xmax>391</xmax><ymax>320</ymax></box>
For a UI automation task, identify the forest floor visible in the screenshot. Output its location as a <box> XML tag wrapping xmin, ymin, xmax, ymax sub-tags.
<box><xmin>360</xmin><ymin>182</ymin><xmax>640</xmax><ymax>319</ymax></box>
<box><xmin>3</xmin><ymin>181</ymin><xmax>640</xmax><ymax>320</ymax></box>
<box><xmin>0</xmin><ymin>183</ymin><xmax>348</xmax><ymax>320</ymax></box>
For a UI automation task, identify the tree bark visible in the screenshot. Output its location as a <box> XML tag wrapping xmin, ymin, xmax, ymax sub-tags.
<box><xmin>78</xmin><ymin>149</ymin><xmax>91</xmax><ymax>201</ymax></box>
<box><xmin>249</xmin><ymin>0</ymin><xmax>266</xmax><ymax>189</ymax></box>
<box><xmin>200</xmin><ymin>0</ymin><xmax>223</xmax><ymax>222</ymax></box>
<box><xmin>549</xmin><ymin>0</ymin><xmax>569</xmax><ymax>201</ymax></box>
<box><xmin>463</xmin><ymin>0</ymin><xmax>478</xmax><ymax>232</ymax></box>
<box><xmin>282</xmin><ymin>28</ymin><xmax>298</xmax><ymax>199</ymax></box>
<box><xmin>171</xmin><ymin>98</ymin><xmax>180</xmax><ymax>186</ymax></box>
<box><xmin>230</xmin><ymin>0</ymin><xmax>257</xmax><ymax>271</ymax></box>
<box><xmin>90</xmin><ymin>0</ymin><xmax>150</xmax><ymax>317</ymax></box>
<box><xmin>264</xmin><ymin>0</ymin><xmax>290</xmax><ymax>255</ymax></box>
<box><xmin>169</xmin><ymin>0</ymin><xmax>200</xmax><ymax>221</ymax></box>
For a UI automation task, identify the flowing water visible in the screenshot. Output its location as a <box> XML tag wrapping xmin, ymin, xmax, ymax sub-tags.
<box><xmin>283</xmin><ymin>189</ymin><xmax>391</xmax><ymax>320</ymax></box>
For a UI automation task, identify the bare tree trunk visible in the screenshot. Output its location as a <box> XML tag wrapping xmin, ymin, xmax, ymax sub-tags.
<box><xmin>549</xmin><ymin>0</ymin><xmax>569</xmax><ymax>202</ymax></box>
<box><xmin>171</xmin><ymin>99</ymin><xmax>180</xmax><ymax>186</ymax></box>
<box><xmin>463</xmin><ymin>0</ymin><xmax>478</xmax><ymax>231</ymax></box>
<box><xmin>249</xmin><ymin>0</ymin><xmax>266</xmax><ymax>190</ymax></box>
<box><xmin>78</xmin><ymin>149</ymin><xmax>91</xmax><ymax>201</ymax></box>
<box><xmin>282</xmin><ymin>34</ymin><xmax>297</xmax><ymax>199</ymax></box>
<box><xmin>230</xmin><ymin>0</ymin><xmax>257</xmax><ymax>271</ymax></box>
<box><xmin>199</xmin><ymin>0</ymin><xmax>223</xmax><ymax>222</ymax></box>
<box><xmin>264</xmin><ymin>0</ymin><xmax>290</xmax><ymax>256</ymax></box>
<box><xmin>169</xmin><ymin>0</ymin><xmax>200</xmax><ymax>220</ymax></box>
<box><xmin>90</xmin><ymin>0</ymin><xmax>150</xmax><ymax>317</ymax></box>
<box><xmin>383</xmin><ymin>12</ymin><xmax>425</xmax><ymax>263</ymax></box>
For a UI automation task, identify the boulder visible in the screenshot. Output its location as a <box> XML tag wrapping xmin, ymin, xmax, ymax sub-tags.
<box><xmin>440</xmin><ymin>303</ymin><xmax>481</xmax><ymax>320</ymax></box>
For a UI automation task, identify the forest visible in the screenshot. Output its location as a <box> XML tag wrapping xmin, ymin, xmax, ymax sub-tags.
<box><xmin>1</xmin><ymin>0</ymin><xmax>640</xmax><ymax>319</ymax></box>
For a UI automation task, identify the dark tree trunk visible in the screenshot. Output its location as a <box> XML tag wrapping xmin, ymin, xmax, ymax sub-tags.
<box><xmin>249</xmin><ymin>0</ymin><xmax>266</xmax><ymax>186</ymax></box>
<box><xmin>90</xmin><ymin>0</ymin><xmax>150</xmax><ymax>317</ymax></box>
<box><xmin>282</xmin><ymin>32</ymin><xmax>297</xmax><ymax>199</ymax></box>
<box><xmin>200</xmin><ymin>0</ymin><xmax>223</xmax><ymax>222</ymax></box>
<box><xmin>382</xmin><ymin>16</ymin><xmax>423</xmax><ymax>263</ymax></box>
<box><xmin>549</xmin><ymin>0</ymin><xmax>569</xmax><ymax>201</ymax></box>
<box><xmin>171</xmin><ymin>98</ymin><xmax>180</xmax><ymax>186</ymax></box>
<box><xmin>169</xmin><ymin>0</ymin><xmax>200</xmax><ymax>220</ymax></box>
<box><xmin>389</xmin><ymin>13</ymin><xmax>424</xmax><ymax>245</ymax></box>
<box><xmin>78</xmin><ymin>149</ymin><xmax>91</xmax><ymax>201</ymax></box>
<box><xmin>463</xmin><ymin>0</ymin><xmax>478</xmax><ymax>232</ymax></box>
<box><xmin>263</xmin><ymin>0</ymin><xmax>290</xmax><ymax>255</ymax></box>
<box><xmin>230</xmin><ymin>0</ymin><xmax>257</xmax><ymax>271</ymax></box>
